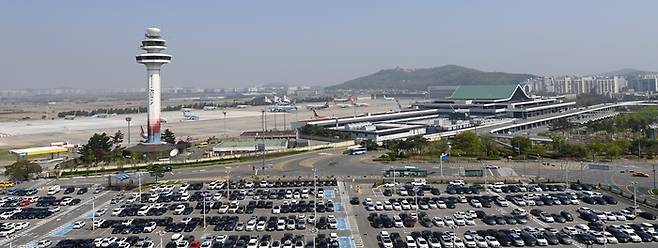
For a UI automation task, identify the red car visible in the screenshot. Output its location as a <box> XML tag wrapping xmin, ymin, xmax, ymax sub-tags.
<box><xmin>19</xmin><ymin>200</ymin><xmax>32</xmax><ymax>207</ymax></box>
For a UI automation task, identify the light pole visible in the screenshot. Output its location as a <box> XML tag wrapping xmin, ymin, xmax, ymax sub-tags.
<box><xmin>223</xmin><ymin>111</ymin><xmax>227</xmax><ymax>137</ymax></box>
<box><xmin>225</xmin><ymin>170</ymin><xmax>231</xmax><ymax>200</ymax></box>
<box><xmin>91</xmin><ymin>195</ymin><xmax>95</xmax><ymax>231</ymax></box>
<box><xmin>274</xmin><ymin>112</ymin><xmax>277</xmax><ymax>130</ymax></box>
<box><xmin>125</xmin><ymin>117</ymin><xmax>132</xmax><ymax>145</ymax></box>
<box><xmin>313</xmin><ymin>167</ymin><xmax>318</xmax><ymax>248</ymax></box>
<box><xmin>158</xmin><ymin>231</ymin><xmax>165</xmax><ymax>248</ymax></box>
<box><xmin>202</xmin><ymin>192</ymin><xmax>207</xmax><ymax>229</ymax></box>
<box><xmin>632</xmin><ymin>182</ymin><xmax>638</xmax><ymax>214</ymax></box>
<box><xmin>283</xmin><ymin>111</ymin><xmax>287</xmax><ymax>130</ymax></box>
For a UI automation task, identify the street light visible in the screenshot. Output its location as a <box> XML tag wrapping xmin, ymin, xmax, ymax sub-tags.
<box><xmin>632</xmin><ymin>182</ymin><xmax>638</xmax><ymax>214</ymax></box>
<box><xmin>125</xmin><ymin>117</ymin><xmax>132</xmax><ymax>145</ymax></box>
<box><xmin>91</xmin><ymin>195</ymin><xmax>96</xmax><ymax>231</ymax></box>
<box><xmin>222</xmin><ymin>111</ymin><xmax>227</xmax><ymax>137</ymax></box>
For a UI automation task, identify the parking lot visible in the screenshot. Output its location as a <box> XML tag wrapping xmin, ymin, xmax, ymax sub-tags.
<box><xmin>348</xmin><ymin>179</ymin><xmax>658</xmax><ymax>248</ymax></box>
<box><xmin>2</xmin><ymin>177</ymin><xmax>658</xmax><ymax>248</ymax></box>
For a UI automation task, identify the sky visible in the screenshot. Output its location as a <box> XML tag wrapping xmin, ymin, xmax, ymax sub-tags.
<box><xmin>2</xmin><ymin>1</ymin><xmax>658</xmax><ymax>89</ymax></box>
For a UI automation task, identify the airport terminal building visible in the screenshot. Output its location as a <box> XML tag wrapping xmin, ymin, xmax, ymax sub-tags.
<box><xmin>414</xmin><ymin>84</ymin><xmax>575</xmax><ymax>119</ymax></box>
<box><xmin>295</xmin><ymin>84</ymin><xmax>575</xmax><ymax>143</ymax></box>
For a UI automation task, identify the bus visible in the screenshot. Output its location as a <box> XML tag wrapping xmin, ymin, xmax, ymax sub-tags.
<box><xmin>384</xmin><ymin>166</ymin><xmax>427</xmax><ymax>177</ymax></box>
<box><xmin>350</xmin><ymin>146</ymin><xmax>367</xmax><ymax>155</ymax></box>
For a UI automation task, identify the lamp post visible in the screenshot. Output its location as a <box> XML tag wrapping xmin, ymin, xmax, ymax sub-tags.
<box><xmin>225</xmin><ymin>170</ymin><xmax>231</xmax><ymax>200</ymax></box>
<box><xmin>91</xmin><ymin>195</ymin><xmax>95</xmax><ymax>231</ymax></box>
<box><xmin>223</xmin><ymin>111</ymin><xmax>227</xmax><ymax>137</ymax></box>
<box><xmin>125</xmin><ymin>117</ymin><xmax>132</xmax><ymax>145</ymax></box>
<box><xmin>202</xmin><ymin>192</ymin><xmax>207</xmax><ymax>229</ymax></box>
<box><xmin>632</xmin><ymin>182</ymin><xmax>638</xmax><ymax>214</ymax></box>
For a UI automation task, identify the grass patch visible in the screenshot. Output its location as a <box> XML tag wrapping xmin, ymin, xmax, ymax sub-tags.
<box><xmin>60</xmin><ymin>148</ymin><xmax>320</xmax><ymax>178</ymax></box>
<box><xmin>651</xmin><ymin>188</ymin><xmax>658</xmax><ymax>196</ymax></box>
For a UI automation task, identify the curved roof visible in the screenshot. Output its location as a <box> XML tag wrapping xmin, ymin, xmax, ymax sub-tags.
<box><xmin>449</xmin><ymin>84</ymin><xmax>530</xmax><ymax>101</ymax></box>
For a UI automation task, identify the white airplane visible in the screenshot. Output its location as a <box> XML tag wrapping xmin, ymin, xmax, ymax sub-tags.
<box><xmin>203</xmin><ymin>106</ymin><xmax>217</xmax><ymax>111</ymax></box>
<box><xmin>236</xmin><ymin>105</ymin><xmax>249</xmax><ymax>109</ymax></box>
<box><xmin>383</xmin><ymin>95</ymin><xmax>395</xmax><ymax>101</ymax></box>
<box><xmin>306</xmin><ymin>102</ymin><xmax>330</xmax><ymax>110</ymax></box>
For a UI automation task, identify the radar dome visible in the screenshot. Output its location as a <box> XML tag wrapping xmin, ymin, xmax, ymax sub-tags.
<box><xmin>146</xmin><ymin>28</ymin><xmax>161</xmax><ymax>37</ymax></box>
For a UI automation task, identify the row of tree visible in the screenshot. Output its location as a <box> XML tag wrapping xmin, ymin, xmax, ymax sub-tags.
<box><xmin>78</xmin><ymin>129</ymin><xmax>176</xmax><ymax>166</ymax></box>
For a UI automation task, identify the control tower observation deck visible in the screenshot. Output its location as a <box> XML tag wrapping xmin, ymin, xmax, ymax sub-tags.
<box><xmin>136</xmin><ymin>27</ymin><xmax>172</xmax><ymax>144</ymax></box>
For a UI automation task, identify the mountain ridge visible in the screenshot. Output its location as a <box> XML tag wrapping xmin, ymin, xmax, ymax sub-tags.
<box><xmin>329</xmin><ymin>65</ymin><xmax>537</xmax><ymax>90</ymax></box>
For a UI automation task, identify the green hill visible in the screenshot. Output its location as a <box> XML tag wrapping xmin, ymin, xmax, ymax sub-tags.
<box><xmin>329</xmin><ymin>65</ymin><xmax>536</xmax><ymax>90</ymax></box>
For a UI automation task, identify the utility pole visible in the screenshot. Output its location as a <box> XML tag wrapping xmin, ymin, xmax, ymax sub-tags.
<box><xmin>283</xmin><ymin>112</ymin><xmax>287</xmax><ymax>130</ymax></box>
<box><xmin>274</xmin><ymin>112</ymin><xmax>277</xmax><ymax>130</ymax></box>
<box><xmin>225</xmin><ymin>170</ymin><xmax>230</xmax><ymax>199</ymax></box>
<box><xmin>125</xmin><ymin>117</ymin><xmax>132</xmax><ymax>145</ymax></box>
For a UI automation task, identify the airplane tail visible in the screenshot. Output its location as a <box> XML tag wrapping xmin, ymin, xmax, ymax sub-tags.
<box><xmin>140</xmin><ymin>126</ymin><xmax>148</xmax><ymax>139</ymax></box>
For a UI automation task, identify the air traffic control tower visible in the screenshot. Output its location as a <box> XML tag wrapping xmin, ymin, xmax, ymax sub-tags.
<box><xmin>136</xmin><ymin>27</ymin><xmax>172</xmax><ymax>144</ymax></box>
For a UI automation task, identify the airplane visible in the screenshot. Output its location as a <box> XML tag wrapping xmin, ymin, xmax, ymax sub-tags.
<box><xmin>270</xmin><ymin>101</ymin><xmax>298</xmax><ymax>112</ymax></box>
<box><xmin>236</xmin><ymin>105</ymin><xmax>249</xmax><ymax>109</ymax></box>
<box><xmin>282</xmin><ymin>95</ymin><xmax>291</xmax><ymax>103</ymax></box>
<box><xmin>383</xmin><ymin>95</ymin><xmax>395</xmax><ymax>101</ymax></box>
<box><xmin>349</xmin><ymin>97</ymin><xmax>369</xmax><ymax>107</ymax></box>
<box><xmin>306</xmin><ymin>102</ymin><xmax>330</xmax><ymax>110</ymax></box>
<box><xmin>336</xmin><ymin>103</ymin><xmax>351</xmax><ymax>108</ymax></box>
<box><xmin>334</xmin><ymin>95</ymin><xmax>354</xmax><ymax>102</ymax></box>
<box><xmin>182</xmin><ymin>109</ymin><xmax>200</xmax><ymax>120</ymax></box>
<box><xmin>64</xmin><ymin>115</ymin><xmax>76</xmax><ymax>120</ymax></box>
<box><xmin>311</xmin><ymin>110</ymin><xmax>334</xmax><ymax>120</ymax></box>
<box><xmin>202</xmin><ymin>106</ymin><xmax>217</xmax><ymax>111</ymax></box>
<box><xmin>264</xmin><ymin>96</ymin><xmax>272</xmax><ymax>104</ymax></box>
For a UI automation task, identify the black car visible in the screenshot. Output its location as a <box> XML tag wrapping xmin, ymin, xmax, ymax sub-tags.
<box><xmin>544</xmin><ymin>232</ymin><xmax>560</xmax><ymax>245</ymax></box>
<box><xmin>349</xmin><ymin>197</ymin><xmax>359</xmax><ymax>205</ymax></box>
<box><xmin>556</xmin><ymin>232</ymin><xmax>573</xmax><ymax>245</ymax></box>
<box><xmin>64</xmin><ymin>187</ymin><xmax>75</xmax><ymax>194</ymax></box>
<box><xmin>639</xmin><ymin>212</ymin><xmax>657</xmax><ymax>220</ymax></box>
<box><xmin>76</xmin><ymin>188</ymin><xmax>88</xmax><ymax>195</ymax></box>
<box><xmin>560</xmin><ymin>211</ymin><xmax>573</xmax><ymax>221</ymax></box>
<box><xmin>574</xmin><ymin>233</ymin><xmax>595</xmax><ymax>245</ymax></box>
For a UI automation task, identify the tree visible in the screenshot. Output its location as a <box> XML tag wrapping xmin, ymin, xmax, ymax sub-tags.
<box><xmin>480</xmin><ymin>134</ymin><xmax>501</xmax><ymax>158</ymax></box>
<box><xmin>147</xmin><ymin>163</ymin><xmax>165</xmax><ymax>183</ymax></box>
<box><xmin>361</xmin><ymin>140</ymin><xmax>378</xmax><ymax>151</ymax></box>
<box><xmin>162</xmin><ymin>129</ymin><xmax>176</xmax><ymax>144</ymax></box>
<box><xmin>511</xmin><ymin>136</ymin><xmax>532</xmax><ymax>156</ymax></box>
<box><xmin>78</xmin><ymin>133</ymin><xmax>114</xmax><ymax>165</ymax></box>
<box><xmin>112</xmin><ymin>130</ymin><xmax>124</xmax><ymax>145</ymax></box>
<box><xmin>452</xmin><ymin>131</ymin><xmax>483</xmax><ymax>156</ymax></box>
<box><xmin>5</xmin><ymin>160</ymin><xmax>42</xmax><ymax>181</ymax></box>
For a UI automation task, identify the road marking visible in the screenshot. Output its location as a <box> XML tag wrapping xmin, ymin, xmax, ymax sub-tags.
<box><xmin>338</xmin><ymin>236</ymin><xmax>355</xmax><ymax>248</ymax></box>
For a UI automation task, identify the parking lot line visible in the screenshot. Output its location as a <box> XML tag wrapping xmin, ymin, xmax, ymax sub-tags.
<box><xmin>338</xmin><ymin>236</ymin><xmax>354</xmax><ymax>248</ymax></box>
<box><xmin>324</xmin><ymin>189</ymin><xmax>336</xmax><ymax>199</ymax></box>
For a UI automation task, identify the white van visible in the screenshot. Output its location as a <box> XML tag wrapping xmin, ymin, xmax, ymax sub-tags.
<box><xmin>47</xmin><ymin>185</ymin><xmax>61</xmax><ymax>195</ymax></box>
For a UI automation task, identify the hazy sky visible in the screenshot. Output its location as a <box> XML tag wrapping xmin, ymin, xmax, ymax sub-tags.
<box><xmin>2</xmin><ymin>1</ymin><xmax>658</xmax><ymax>89</ymax></box>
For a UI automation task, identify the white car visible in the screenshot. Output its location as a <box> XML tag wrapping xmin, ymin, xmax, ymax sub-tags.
<box><xmin>463</xmin><ymin>235</ymin><xmax>477</xmax><ymax>247</ymax></box>
<box><xmin>405</xmin><ymin>236</ymin><xmax>418</xmax><ymax>248</ymax></box>
<box><xmin>470</xmin><ymin>199</ymin><xmax>482</xmax><ymax>208</ymax></box>
<box><xmin>437</xmin><ymin>201</ymin><xmax>447</xmax><ymax>209</ymax></box>
<box><xmin>143</xmin><ymin>221</ymin><xmax>157</xmax><ymax>233</ymax></box>
<box><xmin>48</xmin><ymin>206</ymin><xmax>61</xmax><ymax>213</ymax></box>
<box><xmin>93</xmin><ymin>219</ymin><xmax>105</xmax><ymax>228</ymax></box>
<box><xmin>604</xmin><ymin>231</ymin><xmax>618</xmax><ymax>244</ymax></box>
<box><xmin>496</xmin><ymin>197</ymin><xmax>509</xmax><ymax>207</ymax></box>
<box><xmin>562</xmin><ymin>226</ymin><xmax>579</xmax><ymax>236</ymax></box>
<box><xmin>485</xmin><ymin>236</ymin><xmax>500</xmax><ymax>247</ymax></box>
<box><xmin>574</xmin><ymin>224</ymin><xmax>590</xmax><ymax>233</ymax></box>
<box><xmin>474</xmin><ymin>236</ymin><xmax>488</xmax><ymax>247</ymax></box>
<box><xmin>94</xmin><ymin>208</ymin><xmax>107</xmax><ymax>217</ymax></box>
<box><xmin>416</xmin><ymin>237</ymin><xmax>429</xmax><ymax>248</ymax></box>
<box><xmin>432</xmin><ymin>217</ymin><xmax>445</xmax><ymax>227</ymax></box>
<box><xmin>394</xmin><ymin>216</ymin><xmax>404</xmax><ymax>228</ymax></box>
<box><xmin>37</xmin><ymin>240</ymin><xmax>52</xmax><ymax>248</ymax></box>
<box><xmin>73</xmin><ymin>221</ymin><xmax>85</xmax><ymax>229</ymax></box>
<box><xmin>605</xmin><ymin>212</ymin><xmax>617</xmax><ymax>221</ymax></box>
<box><xmin>443</xmin><ymin>216</ymin><xmax>455</xmax><ymax>226</ymax></box>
